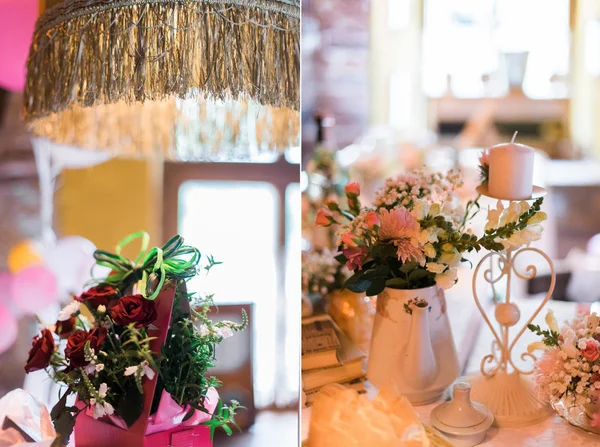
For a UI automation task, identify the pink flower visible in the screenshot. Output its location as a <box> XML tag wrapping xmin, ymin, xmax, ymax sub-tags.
<box><xmin>315</xmin><ymin>208</ymin><xmax>333</xmax><ymax>227</ymax></box>
<box><xmin>365</xmin><ymin>212</ymin><xmax>381</xmax><ymax>229</ymax></box>
<box><xmin>345</xmin><ymin>182</ymin><xmax>360</xmax><ymax>196</ymax></box>
<box><xmin>532</xmin><ymin>348</ymin><xmax>565</xmax><ymax>401</ymax></box>
<box><xmin>341</xmin><ymin>232</ymin><xmax>359</xmax><ymax>248</ymax></box>
<box><xmin>343</xmin><ymin>247</ymin><xmax>368</xmax><ymax>271</ymax></box>
<box><xmin>582</xmin><ymin>339</ymin><xmax>600</xmax><ymax>362</ymax></box>
<box><xmin>378</xmin><ymin>208</ymin><xmax>423</xmax><ymax>263</ymax></box>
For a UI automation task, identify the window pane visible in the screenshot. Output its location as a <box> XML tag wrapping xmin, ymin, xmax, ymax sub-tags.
<box><xmin>178</xmin><ymin>181</ymin><xmax>278</xmax><ymax>407</ymax></box>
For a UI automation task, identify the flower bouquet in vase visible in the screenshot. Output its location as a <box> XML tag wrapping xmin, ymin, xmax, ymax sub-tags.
<box><xmin>23</xmin><ymin>233</ymin><xmax>247</xmax><ymax>447</ymax></box>
<box><xmin>317</xmin><ymin>170</ymin><xmax>546</xmax><ymax>404</ymax></box>
<box><xmin>528</xmin><ymin>310</ymin><xmax>600</xmax><ymax>433</ymax></box>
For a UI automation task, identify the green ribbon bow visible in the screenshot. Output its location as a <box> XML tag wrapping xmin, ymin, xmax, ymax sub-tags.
<box><xmin>93</xmin><ymin>232</ymin><xmax>201</xmax><ymax>300</ymax></box>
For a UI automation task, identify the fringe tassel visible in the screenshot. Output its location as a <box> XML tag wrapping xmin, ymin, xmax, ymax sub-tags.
<box><xmin>24</xmin><ymin>1</ymin><xmax>299</xmax><ymax>161</ymax></box>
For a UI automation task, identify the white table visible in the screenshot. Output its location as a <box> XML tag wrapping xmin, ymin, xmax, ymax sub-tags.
<box><xmin>302</xmin><ymin>288</ymin><xmax>599</xmax><ymax>446</ymax></box>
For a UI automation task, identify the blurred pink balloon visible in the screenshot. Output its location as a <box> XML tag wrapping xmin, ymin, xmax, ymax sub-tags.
<box><xmin>45</xmin><ymin>236</ymin><xmax>99</xmax><ymax>297</ymax></box>
<box><xmin>10</xmin><ymin>265</ymin><xmax>58</xmax><ymax>314</ymax></box>
<box><xmin>0</xmin><ymin>0</ymin><xmax>38</xmax><ymax>91</ymax></box>
<box><xmin>0</xmin><ymin>304</ymin><xmax>18</xmax><ymax>354</ymax></box>
<box><xmin>0</xmin><ymin>272</ymin><xmax>12</xmax><ymax>304</ymax></box>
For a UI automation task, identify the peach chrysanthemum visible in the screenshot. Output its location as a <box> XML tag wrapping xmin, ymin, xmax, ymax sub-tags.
<box><xmin>533</xmin><ymin>347</ymin><xmax>566</xmax><ymax>401</ymax></box>
<box><xmin>378</xmin><ymin>208</ymin><xmax>423</xmax><ymax>263</ymax></box>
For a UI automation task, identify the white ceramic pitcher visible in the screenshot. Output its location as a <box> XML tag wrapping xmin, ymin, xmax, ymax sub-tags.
<box><xmin>367</xmin><ymin>285</ymin><xmax>459</xmax><ymax>405</ymax></box>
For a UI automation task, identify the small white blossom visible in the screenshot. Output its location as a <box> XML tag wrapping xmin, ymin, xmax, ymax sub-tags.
<box><xmin>199</xmin><ymin>324</ymin><xmax>211</xmax><ymax>337</ymax></box>
<box><xmin>58</xmin><ymin>301</ymin><xmax>81</xmax><ymax>321</ymax></box>
<box><xmin>97</xmin><ymin>305</ymin><xmax>106</xmax><ymax>314</ymax></box>
<box><xmin>218</xmin><ymin>327</ymin><xmax>234</xmax><ymax>339</ymax></box>
<box><xmin>84</xmin><ymin>364</ymin><xmax>96</xmax><ymax>375</ymax></box>
<box><xmin>124</xmin><ymin>360</ymin><xmax>155</xmax><ymax>380</ymax></box>
<box><xmin>96</xmin><ymin>364</ymin><xmax>105</xmax><ymax>372</ymax></box>
<box><xmin>98</xmin><ymin>383</ymin><xmax>108</xmax><ymax>398</ymax></box>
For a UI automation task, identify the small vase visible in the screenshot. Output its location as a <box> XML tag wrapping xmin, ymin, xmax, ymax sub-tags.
<box><xmin>368</xmin><ymin>286</ymin><xmax>459</xmax><ymax>405</ymax></box>
<box><xmin>584</xmin><ymin>400</ymin><xmax>600</xmax><ymax>420</ymax></box>
<box><xmin>327</xmin><ymin>289</ymin><xmax>375</xmax><ymax>353</ymax></box>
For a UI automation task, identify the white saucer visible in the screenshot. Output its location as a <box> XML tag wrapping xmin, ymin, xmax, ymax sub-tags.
<box><xmin>476</xmin><ymin>184</ymin><xmax>547</xmax><ymax>201</ymax></box>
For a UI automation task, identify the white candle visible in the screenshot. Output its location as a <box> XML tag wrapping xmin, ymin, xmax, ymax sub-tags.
<box><xmin>488</xmin><ymin>132</ymin><xmax>535</xmax><ymax>200</ymax></box>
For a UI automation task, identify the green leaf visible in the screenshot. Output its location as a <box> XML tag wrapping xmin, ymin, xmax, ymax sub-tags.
<box><xmin>400</xmin><ymin>262</ymin><xmax>417</xmax><ymax>274</ymax></box>
<box><xmin>182</xmin><ymin>408</ymin><xmax>195</xmax><ymax>422</ymax></box>
<box><xmin>346</xmin><ymin>278</ymin><xmax>372</xmax><ymax>293</ymax></box>
<box><xmin>408</xmin><ymin>268</ymin><xmax>429</xmax><ymax>282</ymax></box>
<box><xmin>53</xmin><ymin>410</ymin><xmax>77</xmax><ymax>446</ymax></box>
<box><xmin>366</xmin><ymin>277</ymin><xmax>386</xmax><ymax>296</ymax></box>
<box><xmin>334</xmin><ymin>254</ymin><xmax>348</xmax><ymax>264</ymax></box>
<box><xmin>361</xmin><ymin>265</ymin><xmax>390</xmax><ymax>280</ymax></box>
<box><xmin>386</xmin><ymin>278</ymin><xmax>408</xmax><ymax>289</ymax></box>
<box><xmin>50</xmin><ymin>390</ymin><xmax>69</xmax><ymax>422</ymax></box>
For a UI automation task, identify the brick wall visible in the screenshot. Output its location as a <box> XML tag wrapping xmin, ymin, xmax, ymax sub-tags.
<box><xmin>301</xmin><ymin>0</ymin><xmax>370</xmax><ymax>163</ymax></box>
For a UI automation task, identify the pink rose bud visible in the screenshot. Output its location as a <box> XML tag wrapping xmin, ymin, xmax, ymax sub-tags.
<box><xmin>582</xmin><ymin>339</ymin><xmax>600</xmax><ymax>362</ymax></box>
<box><xmin>341</xmin><ymin>232</ymin><xmax>359</xmax><ymax>248</ymax></box>
<box><xmin>315</xmin><ymin>208</ymin><xmax>333</xmax><ymax>227</ymax></box>
<box><xmin>365</xmin><ymin>211</ymin><xmax>381</xmax><ymax>229</ymax></box>
<box><xmin>345</xmin><ymin>182</ymin><xmax>361</xmax><ymax>196</ymax></box>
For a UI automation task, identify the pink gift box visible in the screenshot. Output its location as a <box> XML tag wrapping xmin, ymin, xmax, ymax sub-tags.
<box><xmin>74</xmin><ymin>285</ymin><xmax>215</xmax><ymax>447</ymax></box>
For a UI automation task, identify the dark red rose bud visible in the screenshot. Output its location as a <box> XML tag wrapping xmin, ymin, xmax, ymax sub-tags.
<box><xmin>25</xmin><ymin>329</ymin><xmax>55</xmax><ymax>373</ymax></box>
<box><xmin>55</xmin><ymin>317</ymin><xmax>77</xmax><ymax>338</ymax></box>
<box><xmin>110</xmin><ymin>295</ymin><xmax>157</xmax><ymax>328</ymax></box>
<box><xmin>65</xmin><ymin>328</ymin><xmax>107</xmax><ymax>369</ymax></box>
<box><xmin>75</xmin><ymin>284</ymin><xmax>119</xmax><ymax>310</ymax></box>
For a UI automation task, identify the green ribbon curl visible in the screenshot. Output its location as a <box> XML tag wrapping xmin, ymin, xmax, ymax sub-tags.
<box><xmin>93</xmin><ymin>232</ymin><xmax>200</xmax><ymax>300</ymax></box>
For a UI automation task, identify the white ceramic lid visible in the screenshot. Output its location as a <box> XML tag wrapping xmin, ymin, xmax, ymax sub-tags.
<box><xmin>430</xmin><ymin>382</ymin><xmax>494</xmax><ymax>436</ymax></box>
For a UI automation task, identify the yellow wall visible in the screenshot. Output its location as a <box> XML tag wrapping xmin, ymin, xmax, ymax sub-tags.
<box><xmin>56</xmin><ymin>158</ymin><xmax>163</xmax><ymax>258</ymax></box>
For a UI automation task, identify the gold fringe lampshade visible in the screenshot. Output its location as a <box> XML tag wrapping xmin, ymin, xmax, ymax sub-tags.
<box><xmin>24</xmin><ymin>0</ymin><xmax>300</xmax><ymax>161</ymax></box>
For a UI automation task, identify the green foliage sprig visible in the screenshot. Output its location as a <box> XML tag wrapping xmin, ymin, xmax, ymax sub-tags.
<box><xmin>527</xmin><ymin>323</ymin><xmax>560</xmax><ymax>347</ymax></box>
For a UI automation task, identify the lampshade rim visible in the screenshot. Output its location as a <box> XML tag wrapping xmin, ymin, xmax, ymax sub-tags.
<box><xmin>36</xmin><ymin>0</ymin><xmax>300</xmax><ymax>34</ymax></box>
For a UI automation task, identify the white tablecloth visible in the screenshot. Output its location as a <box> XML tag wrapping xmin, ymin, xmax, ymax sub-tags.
<box><xmin>302</xmin><ymin>290</ymin><xmax>599</xmax><ymax>445</ymax></box>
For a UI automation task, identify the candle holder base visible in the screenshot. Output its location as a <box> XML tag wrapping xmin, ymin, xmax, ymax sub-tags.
<box><xmin>468</xmin><ymin>371</ymin><xmax>552</xmax><ymax>427</ymax></box>
<box><xmin>476</xmin><ymin>184</ymin><xmax>547</xmax><ymax>201</ymax></box>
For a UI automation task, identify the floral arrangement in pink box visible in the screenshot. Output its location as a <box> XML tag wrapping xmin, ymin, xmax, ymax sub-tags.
<box><xmin>316</xmin><ymin>168</ymin><xmax>547</xmax><ymax>295</ymax></box>
<box><xmin>529</xmin><ymin>310</ymin><xmax>600</xmax><ymax>425</ymax></box>
<box><xmin>23</xmin><ymin>232</ymin><xmax>247</xmax><ymax>447</ymax></box>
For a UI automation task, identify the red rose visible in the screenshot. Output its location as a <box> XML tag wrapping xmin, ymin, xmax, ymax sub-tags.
<box><xmin>75</xmin><ymin>284</ymin><xmax>119</xmax><ymax>310</ymax></box>
<box><xmin>24</xmin><ymin>329</ymin><xmax>55</xmax><ymax>373</ymax></box>
<box><xmin>110</xmin><ymin>295</ymin><xmax>157</xmax><ymax>328</ymax></box>
<box><xmin>55</xmin><ymin>317</ymin><xmax>77</xmax><ymax>338</ymax></box>
<box><xmin>65</xmin><ymin>328</ymin><xmax>107</xmax><ymax>369</ymax></box>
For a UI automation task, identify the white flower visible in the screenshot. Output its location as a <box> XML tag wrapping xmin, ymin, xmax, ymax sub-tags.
<box><xmin>58</xmin><ymin>301</ymin><xmax>81</xmax><ymax>321</ymax></box>
<box><xmin>426</xmin><ymin>262</ymin><xmax>446</xmax><ymax>274</ymax></box>
<box><xmin>103</xmin><ymin>402</ymin><xmax>114</xmax><ymax>416</ymax></box>
<box><xmin>218</xmin><ymin>327</ymin><xmax>234</xmax><ymax>339</ymax></box>
<box><xmin>411</xmin><ymin>199</ymin><xmax>430</xmax><ymax>220</ymax></box>
<box><xmin>485</xmin><ymin>201</ymin><xmax>504</xmax><ymax>231</ymax></box>
<box><xmin>124</xmin><ymin>360</ymin><xmax>155</xmax><ymax>380</ymax></box>
<box><xmin>92</xmin><ymin>401</ymin><xmax>114</xmax><ymax>419</ymax></box>
<box><xmin>435</xmin><ymin>268</ymin><xmax>458</xmax><ymax>290</ymax></box>
<box><xmin>545</xmin><ymin>310</ymin><xmax>559</xmax><ymax>333</ymax></box>
<box><xmin>527</xmin><ymin>341</ymin><xmax>547</xmax><ymax>353</ymax></box>
<box><xmin>199</xmin><ymin>324</ymin><xmax>211</xmax><ymax>337</ymax></box>
<box><xmin>97</xmin><ymin>305</ymin><xmax>106</xmax><ymax>314</ymax></box>
<box><xmin>96</xmin><ymin>364</ymin><xmax>105</xmax><ymax>372</ymax></box>
<box><xmin>439</xmin><ymin>250</ymin><xmax>461</xmax><ymax>268</ymax></box>
<box><xmin>423</xmin><ymin>243</ymin><xmax>436</xmax><ymax>259</ymax></box>
<box><xmin>84</xmin><ymin>364</ymin><xmax>96</xmax><ymax>375</ymax></box>
<box><xmin>98</xmin><ymin>383</ymin><xmax>108</xmax><ymax>398</ymax></box>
